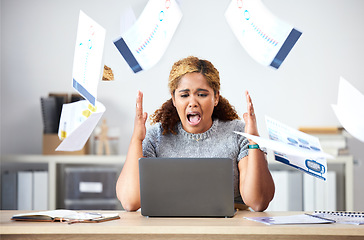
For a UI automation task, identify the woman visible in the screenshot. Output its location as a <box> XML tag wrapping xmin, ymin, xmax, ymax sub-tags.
<box><xmin>116</xmin><ymin>56</ymin><xmax>275</xmax><ymax>212</ymax></box>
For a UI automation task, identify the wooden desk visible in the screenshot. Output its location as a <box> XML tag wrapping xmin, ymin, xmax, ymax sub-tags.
<box><xmin>1</xmin><ymin>210</ymin><xmax>363</xmax><ymax>240</ymax></box>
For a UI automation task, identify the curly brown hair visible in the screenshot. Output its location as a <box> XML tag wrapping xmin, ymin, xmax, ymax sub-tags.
<box><xmin>150</xmin><ymin>56</ymin><xmax>240</xmax><ymax>135</ymax></box>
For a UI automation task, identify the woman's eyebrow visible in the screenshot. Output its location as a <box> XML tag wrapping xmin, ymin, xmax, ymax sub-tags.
<box><xmin>178</xmin><ymin>89</ymin><xmax>190</xmax><ymax>93</ymax></box>
<box><xmin>197</xmin><ymin>88</ymin><xmax>209</xmax><ymax>92</ymax></box>
<box><xmin>178</xmin><ymin>88</ymin><xmax>209</xmax><ymax>93</ymax></box>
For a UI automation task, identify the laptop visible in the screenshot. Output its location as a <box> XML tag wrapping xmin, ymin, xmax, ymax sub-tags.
<box><xmin>139</xmin><ymin>158</ymin><xmax>235</xmax><ymax>217</ymax></box>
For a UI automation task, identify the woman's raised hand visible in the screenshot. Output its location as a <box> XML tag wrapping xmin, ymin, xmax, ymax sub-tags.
<box><xmin>242</xmin><ymin>90</ymin><xmax>259</xmax><ymax>137</ymax></box>
<box><xmin>133</xmin><ymin>91</ymin><xmax>148</xmax><ymax>141</ymax></box>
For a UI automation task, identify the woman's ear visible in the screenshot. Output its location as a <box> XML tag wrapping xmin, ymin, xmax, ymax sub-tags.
<box><xmin>171</xmin><ymin>93</ymin><xmax>176</xmax><ymax>107</ymax></box>
<box><xmin>214</xmin><ymin>92</ymin><xmax>220</xmax><ymax>107</ymax></box>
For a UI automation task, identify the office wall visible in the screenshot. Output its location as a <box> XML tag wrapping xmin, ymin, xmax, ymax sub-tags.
<box><xmin>1</xmin><ymin>0</ymin><xmax>364</xmax><ymax>209</ymax></box>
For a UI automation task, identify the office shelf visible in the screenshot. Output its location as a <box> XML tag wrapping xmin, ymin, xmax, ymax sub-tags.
<box><xmin>1</xmin><ymin>155</ymin><xmax>125</xmax><ymax>210</ymax></box>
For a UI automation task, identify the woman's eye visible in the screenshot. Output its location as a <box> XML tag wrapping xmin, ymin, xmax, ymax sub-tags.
<box><xmin>180</xmin><ymin>94</ymin><xmax>189</xmax><ymax>98</ymax></box>
<box><xmin>198</xmin><ymin>93</ymin><xmax>207</xmax><ymax>97</ymax></box>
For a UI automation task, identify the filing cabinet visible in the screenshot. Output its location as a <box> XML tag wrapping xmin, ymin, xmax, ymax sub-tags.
<box><xmin>63</xmin><ymin>166</ymin><xmax>120</xmax><ymax>210</ymax></box>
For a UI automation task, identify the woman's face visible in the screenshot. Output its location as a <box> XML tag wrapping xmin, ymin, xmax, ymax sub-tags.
<box><xmin>172</xmin><ymin>72</ymin><xmax>219</xmax><ymax>134</ymax></box>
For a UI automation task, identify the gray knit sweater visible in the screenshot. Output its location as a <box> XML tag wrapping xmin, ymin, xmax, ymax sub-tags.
<box><xmin>142</xmin><ymin>119</ymin><xmax>249</xmax><ymax>203</ymax></box>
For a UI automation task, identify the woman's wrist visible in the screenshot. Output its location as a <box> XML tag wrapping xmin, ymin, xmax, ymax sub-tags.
<box><xmin>130</xmin><ymin>135</ymin><xmax>144</xmax><ymax>145</ymax></box>
<box><xmin>248</xmin><ymin>143</ymin><xmax>260</xmax><ymax>149</ymax></box>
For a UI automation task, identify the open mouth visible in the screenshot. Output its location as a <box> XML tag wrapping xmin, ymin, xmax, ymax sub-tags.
<box><xmin>187</xmin><ymin>112</ymin><xmax>201</xmax><ymax>126</ymax></box>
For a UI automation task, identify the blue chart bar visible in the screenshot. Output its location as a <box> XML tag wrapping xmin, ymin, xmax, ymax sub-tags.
<box><xmin>114</xmin><ymin>37</ymin><xmax>143</xmax><ymax>73</ymax></box>
<box><xmin>73</xmin><ymin>79</ymin><xmax>95</xmax><ymax>106</ymax></box>
<box><xmin>270</xmin><ymin>28</ymin><xmax>302</xmax><ymax>69</ymax></box>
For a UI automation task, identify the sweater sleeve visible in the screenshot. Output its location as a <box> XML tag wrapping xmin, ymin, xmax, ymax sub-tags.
<box><xmin>234</xmin><ymin>120</ymin><xmax>250</xmax><ymax>161</ymax></box>
<box><xmin>234</xmin><ymin>120</ymin><xmax>267</xmax><ymax>161</ymax></box>
<box><xmin>142</xmin><ymin>123</ymin><xmax>162</xmax><ymax>158</ymax></box>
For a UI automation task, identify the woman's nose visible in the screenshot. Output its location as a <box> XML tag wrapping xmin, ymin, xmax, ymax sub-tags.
<box><xmin>188</xmin><ymin>96</ymin><xmax>198</xmax><ymax>108</ymax></box>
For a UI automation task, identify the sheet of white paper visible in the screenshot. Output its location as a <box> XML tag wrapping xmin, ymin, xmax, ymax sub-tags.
<box><xmin>225</xmin><ymin>0</ymin><xmax>302</xmax><ymax>69</ymax></box>
<box><xmin>114</xmin><ymin>0</ymin><xmax>183</xmax><ymax>73</ymax></box>
<box><xmin>57</xmin><ymin>100</ymin><xmax>89</xmax><ymax>139</ymax></box>
<box><xmin>266</xmin><ymin>116</ymin><xmax>329</xmax><ymax>180</ymax></box>
<box><xmin>332</xmin><ymin>77</ymin><xmax>364</xmax><ymax>142</ymax></box>
<box><xmin>72</xmin><ymin>10</ymin><xmax>106</xmax><ymax>106</ymax></box>
<box><xmin>56</xmin><ymin>100</ymin><xmax>105</xmax><ymax>151</ymax></box>
<box><xmin>244</xmin><ymin>214</ymin><xmax>334</xmax><ymax>225</ymax></box>
<box><xmin>235</xmin><ymin>116</ymin><xmax>331</xmax><ymax>180</ymax></box>
<box><xmin>234</xmin><ymin>132</ymin><xmax>333</xmax><ymax>160</ymax></box>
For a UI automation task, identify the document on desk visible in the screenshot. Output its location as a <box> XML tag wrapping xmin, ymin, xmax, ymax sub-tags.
<box><xmin>113</xmin><ymin>0</ymin><xmax>182</xmax><ymax>73</ymax></box>
<box><xmin>72</xmin><ymin>10</ymin><xmax>106</xmax><ymax>106</ymax></box>
<box><xmin>234</xmin><ymin>116</ymin><xmax>332</xmax><ymax>180</ymax></box>
<box><xmin>332</xmin><ymin>76</ymin><xmax>364</xmax><ymax>142</ymax></box>
<box><xmin>12</xmin><ymin>209</ymin><xmax>120</xmax><ymax>223</ymax></box>
<box><xmin>244</xmin><ymin>214</ymin><xmax>334</xmax><ymax>225</ymax></box>
<box><xmin>225</xmin><ymin>0</ymin><xmax>302</xmax><ymax>69</ymax></box>
<box><xmin>56</xmin><ymin>100</ymin><xmax>105</xmax><ymax>151</ymax></box>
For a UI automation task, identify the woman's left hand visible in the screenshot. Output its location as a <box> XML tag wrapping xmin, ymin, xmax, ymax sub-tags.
<box><xmin>243</xmin><ymin>90</ymin><xmax>259</xmax><ymax>136</ymax></box>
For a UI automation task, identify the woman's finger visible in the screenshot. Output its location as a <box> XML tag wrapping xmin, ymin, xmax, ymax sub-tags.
<box><xmin>136</xmin><ymin>90</ymin><xmax>143</xmax><ymax>119</ymax></box>
<box><xmin>245</xmin><ymin>91</ymin><xmax>255</xmax><ymax>117</ymax></box>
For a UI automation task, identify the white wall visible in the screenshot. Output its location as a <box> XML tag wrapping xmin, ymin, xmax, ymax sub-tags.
<box><xmin>1</xmin><ymin>0</ymin><xmax>364</xmax><ymax>209</ymax></box>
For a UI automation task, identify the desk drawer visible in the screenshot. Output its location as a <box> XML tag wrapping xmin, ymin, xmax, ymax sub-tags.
<box><xmin>64</xmin><ymin>167</ymin><xmax>118</xmax><ymax>200</ymax></box>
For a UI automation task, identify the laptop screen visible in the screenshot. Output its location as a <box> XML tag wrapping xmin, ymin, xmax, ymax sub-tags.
<box><xmin>139</xmin><ymin>158</ymin><xmax>235</xmax><ymax>217</ymax></box>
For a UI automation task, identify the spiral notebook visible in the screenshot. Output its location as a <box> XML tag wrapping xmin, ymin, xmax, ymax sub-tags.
<box><xmin>245</xmin><ymin>211</ymin><xmax>364</xmax><ymax>225</ymax></box>
<box><xmin>311</xmin><ymin>211</ymin><xmax>364</xmax><ymax>225</ymax></box>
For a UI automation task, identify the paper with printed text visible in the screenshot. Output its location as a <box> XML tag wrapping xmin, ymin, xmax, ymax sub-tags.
<box><xmin>225</xmin><ymin>0</ymin><xmax>302</xmax><ymax>69</ymax></box>
<box><xmin>114</xmin><ymin>0</ymin><xmax>183</xmax><ymax>73</ymax></box>
<box><xmin>56</xmin><ymin>100</ymin><xmax>105</xmax><ymax>151</ymax></box>
<box><xmin>72</xmin><ymin>10</ymin><xmax>106</xmax><ymax>106</ymax></box>
<box><xmin>235</xmin><ymin>116</ymin><xmax>331</xmax><ymax>180</ymax></box>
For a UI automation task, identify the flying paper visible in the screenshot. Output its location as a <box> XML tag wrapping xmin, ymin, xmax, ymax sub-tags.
<box><xmin>332</xmin><ymin>77</ymin><xmax>364</xmax><ymax>142</ymax></box>
<box><xmin>72</xmin><ymin>10</ymin><xmax>106</xmax><ymax>106</ymax></box>
<box><xmin>114</xmin><ymin>0</ymin><xmax>183</xmax><ymax>73</ymax></box>
<box><xmin>235</xmin><ymin>116</ymin><xmax>332</xmax><ymax>180</ymax></box>
<box><xmin>225</xmin><ymin>0</ymin><xmax>302</xmax><ymax>69</ymax></box>
<box><xmin>57</xmin><ymin>100</ymin><xmax>105</xmax><ymax>152</ymax></box>
<box><xmin>234</xmin><ymin>132</ymin><xmax>333</xmax><ymax>160</ymax></box>
<box><xmin>57</xmin><ymin>11</ymin><xmax>106</xmax><ymax>152</ymax></box>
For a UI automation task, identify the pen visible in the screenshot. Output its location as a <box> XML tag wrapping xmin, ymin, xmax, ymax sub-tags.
<box><xmin>304</xmin><ymin>213</ymin><xmax>336</xmax><ymax>223</ymax></box>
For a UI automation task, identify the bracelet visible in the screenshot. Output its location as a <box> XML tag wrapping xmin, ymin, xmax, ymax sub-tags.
<box><xmin>248</xmin><ymin>144</ymin><xmax>260</xmax><ymax>149</ymax></box>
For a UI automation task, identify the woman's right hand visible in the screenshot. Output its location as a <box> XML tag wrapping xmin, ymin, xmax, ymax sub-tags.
<box><xmin>116</xmin><ymin>90</ymin><xmax>147</xmax><ymax>211</ymax></box>
<box><xmin>133</xmin><ymin>90</ymin><xmax>148</xmax><ymax>141</ymax></box>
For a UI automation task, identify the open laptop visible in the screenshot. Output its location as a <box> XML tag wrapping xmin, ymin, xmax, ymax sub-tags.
<box><xmin>139</xmin><ymin>158</ymin><xmax>235</xmax><ymax>217</ymax></box>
